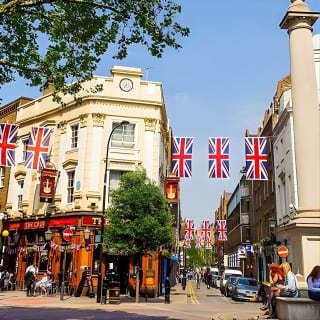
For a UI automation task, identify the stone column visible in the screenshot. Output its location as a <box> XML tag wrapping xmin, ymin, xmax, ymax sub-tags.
<box><xmin>280</xmin><ymin>0</ymin><xmax>320</xmax><ymax>213</ymax></box>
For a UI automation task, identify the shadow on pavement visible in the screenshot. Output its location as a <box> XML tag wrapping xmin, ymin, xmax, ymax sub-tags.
<box><xmin>0</xmin><ymin>306</ymin><xmax>179</xmax><ymax>320</ymax></box>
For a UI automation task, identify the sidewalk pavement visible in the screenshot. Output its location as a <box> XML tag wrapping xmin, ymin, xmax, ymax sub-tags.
<box><xmin>0</xmin><ymin>285</ymin><xmax>188</xmax><ymax>310</ymax></box>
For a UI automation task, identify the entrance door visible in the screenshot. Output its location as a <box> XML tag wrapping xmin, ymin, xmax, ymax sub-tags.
<box><xmin>105</xmin><ymin>255</ymin><xmax>129</xmax><ymax>294</ymax></box>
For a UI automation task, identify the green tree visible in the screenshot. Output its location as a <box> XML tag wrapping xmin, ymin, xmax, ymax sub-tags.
<box><xmin>0</xmin><ymin>0</ymin><xmax>189</xmax><ymax>103</ymax></box>
<box><xmin>185</xmin><ymin>240</ymin><xmax>205</xmax><ymax>270</ymax></box>
<box><xmin>104</xmin><ymin>168</ymin><xmax>173</xmax><ymax>301</ymax></box>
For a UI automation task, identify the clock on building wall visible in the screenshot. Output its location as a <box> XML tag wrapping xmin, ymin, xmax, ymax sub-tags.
<box><xmin>119</xmin><ymin>78</ymin><xmax>133</xmax><ymax>92</ymax></box>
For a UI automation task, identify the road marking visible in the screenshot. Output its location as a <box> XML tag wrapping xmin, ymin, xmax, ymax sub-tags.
<box><xmin>188</xmin><ymin>280</ymin><xmax>199</xmax><ymax>304</ymax></box>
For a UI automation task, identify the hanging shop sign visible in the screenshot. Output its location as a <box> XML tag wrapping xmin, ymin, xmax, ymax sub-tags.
<box><xmin>164</xmin><ymin>176</ymin><xmax>180</xmax><ymax>202</ymax></box>
<box><xmin>238</xmin><ymin>246</ymin><xmax>247</xmax><ymax>259</ymax></box>
<box><xmin>40</xmin><ymin>168</ymin><xmax>57</xmax><ymax>203</ymax></box>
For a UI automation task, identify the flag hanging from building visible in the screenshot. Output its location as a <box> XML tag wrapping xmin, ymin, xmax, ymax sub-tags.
<box><xmin>208</xmin><ymin>137</ymin><xmax>230</xmax><ymax>179</ymax></box>
<box><xmin>216</xmin><ymin>220</ymin><xmax>228</xmax><ymax>241</ymax></box>
<box><xmin>205</xmin><ymin>236</ymin><xmax>212</xmax><ymax>249</ymax></box>
<box><xmin>0</xmin><ymin>123</ymin><xmax>19</xmax><ymax>167</ymax></box>
<box><xmin>172</xmin><ymin>137</ymin><xmax>193</xmax><ymax>178</ymax></box>
<box><xmin>184</xmin><ymin>219</ymin><xmax>195</xmax><ymax>240</ymax></box>
<box><xmin>245</xmin><ymin>137</ymin><xmax>268</xmax><ymax>180</ymax></box>
<box><xmin>195</xmin><ymin>235</ymin><xmax>202</xmax><ymax>249</ymax></box>
<box><xmin>201</xmin><ymin>220</ymin><xmax>211</xmax><ymax>243</ymax></box>
<box><xmin>25</xmin><ymin>127</ymin><xmax>51</xmax><ymax>170</ymax></box>
<box><xmin>185</xmin><ymin>239</ymin><xmax>191</xmax><ymax>249</ymax></box>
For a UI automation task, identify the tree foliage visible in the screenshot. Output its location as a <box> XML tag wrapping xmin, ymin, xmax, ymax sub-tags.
<box><xmin>185</xmin><ymin>240</ymin><xmax>205</xmax><ymax>270</ymax></box>
<box><xmin>104</xmin><ymin>168</ymin><xmax>173</xmax><ymax>255</ymax></box>
<box><xmin>0</xmin><ymin>0</ymin><xmax>189</xmax><ymax>103</ymax></box>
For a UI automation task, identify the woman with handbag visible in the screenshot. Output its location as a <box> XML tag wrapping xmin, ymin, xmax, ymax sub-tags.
<box><xmin>278</xmin><ymin>262</ymin><xmax>298</xmax><ymax>298</ymax></box>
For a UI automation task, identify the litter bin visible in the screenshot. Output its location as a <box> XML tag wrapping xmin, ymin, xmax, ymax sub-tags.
<box><xmin>108</xmin><ymin>281</ymin><xmax>120</xmax><ymax>304</ymax></box>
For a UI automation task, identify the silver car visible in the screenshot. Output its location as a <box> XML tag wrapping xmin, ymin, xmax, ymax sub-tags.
<box><xmin>231</xmin><ymin>277</ymin><xmax>259</xmax><ymax>301</ymax></box>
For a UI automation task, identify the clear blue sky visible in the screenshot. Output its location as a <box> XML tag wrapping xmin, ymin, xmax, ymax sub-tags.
<box><xmin>1</xmin><ymin>0</ymin><xmax>319</xmax><ymax>227</ymax></box>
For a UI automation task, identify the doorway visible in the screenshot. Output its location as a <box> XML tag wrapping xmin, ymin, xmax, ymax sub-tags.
<box><xmin>105</xmin><ymin>255</ymin><xmax>129</xmax><ymax>294</ymax></box>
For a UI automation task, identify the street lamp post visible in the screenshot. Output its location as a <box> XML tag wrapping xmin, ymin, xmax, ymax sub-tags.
<box><xmin>96</xmin><ymin>120</ymin><xmax>130</xmax><ymax>303</ymax></box>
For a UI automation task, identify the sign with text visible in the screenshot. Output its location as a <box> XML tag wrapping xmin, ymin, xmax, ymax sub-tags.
<box><xmin>238</xmin><ymin>246</ymin><xmax>247</xmax><ymax>259</ymax></box>
<box><xmin>40</xmin><ymin>168</ymin><xmax>57</xmax><ymax>203</ymax></box>
<box><xmin>81</xmin><ymin>216</ymin><xmax>110</xmax><ymax>227</ymax></box>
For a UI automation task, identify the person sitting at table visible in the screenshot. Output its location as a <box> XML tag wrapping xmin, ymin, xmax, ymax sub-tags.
<box><xmin>35</xmin><ymin>272</ymin><xmax>51</xmax><ymax>295</ymax></box>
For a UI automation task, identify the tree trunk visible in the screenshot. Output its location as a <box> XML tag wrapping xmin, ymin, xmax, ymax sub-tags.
<box><xmin>136</xmin><ymin>266</ymin><xmax>140</xmax><ymax>303</ymax></box>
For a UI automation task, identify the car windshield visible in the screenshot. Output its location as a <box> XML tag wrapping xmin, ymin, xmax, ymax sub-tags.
<box><xmin>238</xmin><ymin>278</ymin><xmax>257</xmax><ymax>286</ymax></box>
<box><xmin>225</xmin><ymin>274</ymin><xmax>240</xmax><ymax>280</ymax></box>
<box><xmin>228</xmin><ymin>277</ymin><xmax>237</xmax><ymax>284</ymax></box>
<box><xmin>211</xmin><ymin>271</ymin><xmax>218</xmax><ymax>276</ymax></box>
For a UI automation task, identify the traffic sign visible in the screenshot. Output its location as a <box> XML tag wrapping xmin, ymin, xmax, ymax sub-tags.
<box><xmin>277</xmin><ymin>246</ymin><xmax>289</xmax><ymax>258</ymax></box>
<box><xmin>62</xmin><ymin>228</ymin><xmax>73</xmax><ymax>242</ymax></box>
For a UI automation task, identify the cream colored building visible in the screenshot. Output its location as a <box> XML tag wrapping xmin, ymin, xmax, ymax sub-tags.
<box><xmin>278</xmin><ymin>0</ymin><xmax>320</xmax><ymax>286</ymax></box>
<box><xmin>6</xmin><ymin>66</ymin><xmax>170</xmax><ymax>218</ymax></box>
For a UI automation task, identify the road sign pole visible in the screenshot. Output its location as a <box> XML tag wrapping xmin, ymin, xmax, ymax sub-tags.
<box><xmin>60</xmin><ymin>245</ymin><xmax>67</xmax><ymax>301</ymax></box>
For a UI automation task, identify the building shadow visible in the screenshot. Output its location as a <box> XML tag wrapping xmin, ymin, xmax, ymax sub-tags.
<box><xmin>0</xmin><ymin>306</ymin><xmax>179</xmax><ymax>320</ymax></box>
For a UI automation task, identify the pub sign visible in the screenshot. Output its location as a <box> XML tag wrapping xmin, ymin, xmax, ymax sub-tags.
<box><xmin>40</xmin><ymin>168</ymin><xmax>57</xmax><ymax>203</ymax></box>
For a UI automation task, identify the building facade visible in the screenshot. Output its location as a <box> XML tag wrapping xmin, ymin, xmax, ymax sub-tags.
<box><xmin>2</xmin><ymin>66</ymin><xmax>171</xmax><ymax>295</ymax></box>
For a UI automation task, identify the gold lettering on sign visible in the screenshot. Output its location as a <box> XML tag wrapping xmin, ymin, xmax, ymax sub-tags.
<box><xmin>92</xmin><ymin>217</ymin><xmax>102</xmax><ymax>225</ymax></box>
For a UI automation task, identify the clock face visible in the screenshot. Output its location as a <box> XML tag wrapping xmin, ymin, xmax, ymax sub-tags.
<box><xmin>119</xmin><ymin>78</ymin><xmax>133</xmax><ymax>92</ymax></box>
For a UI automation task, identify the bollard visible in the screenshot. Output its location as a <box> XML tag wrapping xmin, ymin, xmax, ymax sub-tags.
<box><xmin>101</xmin><ymin>275</ymin><xmax>108</xmax><ymax>304</ymax></box>
<box><xmin>145</xmin><ymin>293</ymin><xmax>148</xmax><ymax>303</ymax></box>
<box><xmin>165</xmin><ymin>277</ymin><xmax>170</xmax><ymax>304</ymax></box>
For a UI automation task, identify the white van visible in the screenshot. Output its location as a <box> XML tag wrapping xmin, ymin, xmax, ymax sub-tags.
<box><xmin>220</xmin><ymin>269</ymin><xmax>242</xmax><ymax>295</ymax></box>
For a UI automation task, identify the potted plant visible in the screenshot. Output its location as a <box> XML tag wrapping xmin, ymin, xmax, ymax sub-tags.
<box><xmin>26</xmin><ymin>246</ymin><xmax>35</xmax><ymax>253</ymax></box>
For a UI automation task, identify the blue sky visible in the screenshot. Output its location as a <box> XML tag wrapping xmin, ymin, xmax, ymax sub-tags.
<box><xmin>1</xmin><ymin>0</ymin><xmax>319</xmax><ymax>227</ymax></box>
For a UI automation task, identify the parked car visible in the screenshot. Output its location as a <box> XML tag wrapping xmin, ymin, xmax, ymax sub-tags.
<box><xmin>211</xmin><ymin>275</ymin><xmax>221</xmax><ymax>288</ymax></box>
<box><xmin>225</xmin><ymin>276</ymin><xmax>239</xmax><ymax>297</ymax></box>
<box><xmin>231</xmin><ymin>277</ymin><xmax>259</xmax><ymax>301</ymax></box>
<box><xmin>220</xmin><ymin>270</ymin><xmax>243</xmax><ymax>295</ymax></box>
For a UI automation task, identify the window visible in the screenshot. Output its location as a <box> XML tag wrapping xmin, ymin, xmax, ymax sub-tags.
<box><xmin>108</xmin><ymin>170</ymin><xmax>127</xmax><ymax>202</ymax></box>
<box><xmin>67</xmin><ymin>170</ymin><xmax>75</xmax><ymax>203</ymax></box>
<box><xmin>22</xmin><ymin>138</ymin><xmax>28</xmax><ymax>162</ymax></box>
<box><xmin>17</xmin><ymin>180</ymin><xmax>24</xmax><ymax>210</ymax></box>
<box><xmin>70</xmin><ymin>123</ymin><xmax>79</xmax><ymax>149</ymax></box>
<box><xmin>111</xmin><ymin>123</ymin><xmax>135</xmax><ymax>148</ymax></box>
<box><xmin>0</xmin><ymin>166</ymin><xmax>5</xmax><ymax>188</ymax></box>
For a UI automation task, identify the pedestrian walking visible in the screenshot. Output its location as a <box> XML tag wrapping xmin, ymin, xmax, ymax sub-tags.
<box><xmin>24</xmin><ymin>263</ymin><xmax>37</xmax><ymax>297</ymax></box>
<box><xmin>181</xmin><ymin>269</ymin><xmax>187</xmax><ymax>291</ymax></box>
<box><xmin>195</xmin><ymin>265</ymin><xmax>201</xmax><ymax>289</ymax></box>
<box><xmin>307</xmin><ymin>265</ymin><xmax>320</xmax><ymax>301</ymax></box>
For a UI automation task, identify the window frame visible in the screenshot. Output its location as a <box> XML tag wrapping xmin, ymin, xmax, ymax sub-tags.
<box><xmin>70</xmin><ymin>122</ymin><xmax>79</xmax><ymax>150</ymax></box>
<box><xmin>66</xmin><ymin>169</ymin><xmax>75</xmax><ymax>204</ymax></box>
<box><xmin>0</xmin><ymin>166</ymin><xmax>5</xmax><ymax>188</ymax></box>
<box><xmin>17</xmin><ymin>179</ymin><xmax>24</xmax><ymax>210</ymax></box>
<box><xmin>110</xmin><ymin>122</ymin><xmax>136</xmax><ymax>149</ymax></box>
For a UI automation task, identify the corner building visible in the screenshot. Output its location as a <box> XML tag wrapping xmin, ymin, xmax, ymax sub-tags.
<box><xmin>3</xmin><ymin>66</ymin><xmax>170</xmax><ymax>295</ymax></box>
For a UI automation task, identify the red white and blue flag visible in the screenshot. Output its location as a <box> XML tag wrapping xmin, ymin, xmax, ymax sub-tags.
<box><xmin>205</xmin><ymin>236</ymin><xmax>212</xmax><ymax>250</ymax></box>
<box><xmin>201</xmin><ymin>220</ymin><xmax>211</xmax><ymax>241</ymax></box>
<box><xmin>208</xmin><ymin>137</ymin><xmax>230</xmax><ymax>179</ymax></box>
<box><xmin>195</xmin><ymin>235</ymin><xmax>202</xmax><ymax>249</ymax></box>
<box><xmin>185</xmin><ymin>219</ymin><xmax>195</xmax><ymax>240</ymax></box>
<box><xmin>216</xmin><ymin>220</ymin><xmax>228</xmax><ymax>241</ymax></box>
<box><xmin>245</xmin><ymin>137</ymin><xmax>268</xmax><ymax>180</ymax></box>
<box><xmin>25</xmin><ymin>127</ymin><xmax>51</xmax><ymax>170</ymax></box>
<box><xmin>185</xmin><ymin>239</ymin><xmax>191</xmax><ymax>249</ymax></box>
<box><xmin>172</xmin><ymin>137</ymin><xmax>193</xmax><ymax>178</ymax></box>
<box><xmin>0</xmin><ymin>123</ymin><xmax>19</xmax><ymax>167</ymax></box>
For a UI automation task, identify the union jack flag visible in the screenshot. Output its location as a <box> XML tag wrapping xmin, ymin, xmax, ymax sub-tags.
<box><xmin>185</xmin><ymin>239</ymin><xmax>191</xmax><ymax>249</ymax></box>
<box><xmin>0</xmin><ymin>123</ymin><xmax>19</xmax><ymax>167</ymax></box>
<box><xmin>208</xmin><ymin>137</ymin><xmax>230</xmax><ymax>179</ymax></box>
<box><xmin>201</xmin><ymin>220</ymin><xmax>211</xmax><ymax>242</ymax></box>
<box><xmin>205</xmin><ymin>236</ymin><xmax>212</xmax><ymax>250</ymax></box>
<box><xmin>25</xmin><ymin>127</ymin><xmax>51</xmax><ymax>170</ymax></box>
<box><xmin>172</xmin><ymin>137</ymin><xmax>193</xmax><ymax>178</ymax></box>
<box><xmin>195</xmin><ymin>235</ymin><xmax>202</xmax><ymax>249</ymax></box>
<box><xmin>245</xmin><ymin>137</ymin><xmax>268</xmax><ymax>180</ymax></box>
<box><xmin>185</xmin><ymin>219</ymin><xmax>195</xmax><ymax>240</ymax></box>
<box><xmin>216</xmin><ymin>220</ymin><xmax>228</xmax><ymax>241</ymax></box>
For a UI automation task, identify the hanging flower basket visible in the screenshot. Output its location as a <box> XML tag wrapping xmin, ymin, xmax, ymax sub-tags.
<box><xmin>65</xmin><ymin>246</ymin><xmax>73</xmax><ymax>252</ymax></box>
<box><xmin>26</xmin><ymin>246</ymin><xmax>35</xmax><ymax>253</ymax></box>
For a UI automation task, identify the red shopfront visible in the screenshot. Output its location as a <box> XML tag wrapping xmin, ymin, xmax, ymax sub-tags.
<box><xmin>3</xmin><ymin>215</ymin><xmax>104</xmax><ymax>291</ymax></box>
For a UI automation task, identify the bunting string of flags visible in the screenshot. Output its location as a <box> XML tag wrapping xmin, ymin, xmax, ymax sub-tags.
<box><xmin>171</xmin><ymin>136</ymin><xmax>268</xmax><ymax>180</ymax></box>
<box><xmin>4</xmin><ymin>241</ymin><xmax>100</xmax><ymax>255</ymax></box>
